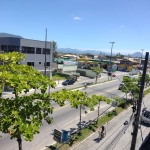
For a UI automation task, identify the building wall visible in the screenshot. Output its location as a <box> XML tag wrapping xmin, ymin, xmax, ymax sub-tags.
<box><xmin>118</xmin><ymin>64</ymin><xmax>133</xmax><ymax>72</ymax></box>
<box><xmin>0</xmin><ymin>37</ymin><xmax>20</xmax><ymax>52</ymax></box>
<box><xmin>20</xmin><ymin>38</ymin><xmax>51</xmax><ymax>49</ymax></box>
<box><xmin>0</xmin><ymin>37</ymin><xmax>53</xmax><ymax>71</ymax></box>
<box><xmin>21</xmin><ymin>53</ymin><xmax>53</xmax><ymax>69</ymax></box>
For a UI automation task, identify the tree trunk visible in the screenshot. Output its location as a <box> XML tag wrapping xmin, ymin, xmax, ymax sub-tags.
<box><xmin>17</xmin><ymin>134</ymin><xmax>22</xmax><ymax>150</ymax></box>
<box><xmin>95</xmin><ymin>76</ymin><xmax>98</xmax><ymax>83</ymax></box>
<box><xmin>79</xmin><ymin>105</ymin><xmax>82</xmax><ymax>130</ymax></box>
<box><xmin>97</xmin><ymin>101</ymin><xmax>100</xmax><ymax>122</ymax></box>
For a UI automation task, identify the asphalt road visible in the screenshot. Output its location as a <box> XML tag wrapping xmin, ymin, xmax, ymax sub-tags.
<box><xmin>0</xmin><ymin>72</ymin><xmax>134</xmax><ymax>150</ymax></box>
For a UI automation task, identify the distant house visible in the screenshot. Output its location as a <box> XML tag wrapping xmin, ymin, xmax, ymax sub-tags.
<box><xmin>60</xmin><ymin>54</ymin><xmax>78</xmax><ymax>60</ymax></box>
<box><xmin>84</xmin><ymin>53</ymin><xmax>94</xmax><ymax>59</ymax></box>
<box><xmin>117</xmin><ymin>59</ymin><xmax>139</xmax><ymax>72</ymax></box>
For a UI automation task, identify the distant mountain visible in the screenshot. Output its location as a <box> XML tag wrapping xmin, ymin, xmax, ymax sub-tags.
<box><xmin>131</xmin><ymin>52</ymin><xmax>143</xmax><ymax>58</ymax></box>
<box><xmin>57</xmin><ymin>48</ymin><xmax>110</xmax><ymax>55</ymax></box>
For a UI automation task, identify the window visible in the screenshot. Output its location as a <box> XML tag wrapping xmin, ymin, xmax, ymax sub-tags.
<box><xmin>27</xmin><ymin>62</ymin><xmax>34</xmax><ymax>67</ymax></box>
<box><xmin>21</xmin><ymin>47</ymin><xmax>35</xmax><ymax>54</ymax></box>
<box><xmin>43</xmin><ymin>48</ymin><xmax>50</xmax><ymax>54</ymax></box>
<box><xmin>36</xmin><ymin>48</ymin><xmax>41</xmax><ymax>54</ymax></box>
<box><xmin>46</xmin><ymin>62</ymin><xmax>50</xmax><ymax>66</ymax></box>
<box><xmin>8</xmin><ymin>45</ymin><xmax>19</xmax><ymax>52</ymax></box>
<box><xmin>44</xmin><ymin>62</ymin><xmax>50</xmax><ymax>66</ymax></box>
<box><xmin>1</xmin><ymin>45</ymin><xmax>7</xmax><ymax>52</ymax></box>
<box><xmin>39</xmin><ymin>62</ymin><xmax>41</xmax><ymax>64</ymax></box>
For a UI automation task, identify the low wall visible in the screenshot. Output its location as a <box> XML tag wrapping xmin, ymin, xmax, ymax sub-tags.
<box><xmin>78</xmin><ymin>68</ymin><xmax>96</xmax><ymax>78</ymax></box>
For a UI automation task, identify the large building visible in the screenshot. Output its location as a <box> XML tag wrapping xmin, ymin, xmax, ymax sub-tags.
<box><xmin>0</xmin><ymin>33</ymin><xmax>53</xmax><ymax>71</ymax></box>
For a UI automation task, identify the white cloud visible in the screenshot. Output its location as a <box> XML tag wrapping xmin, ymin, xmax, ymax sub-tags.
<box><xmin>120</xmin><ymin>25</ymin><xmax>125</xmax><ymax>28</ymax></box>
<box><xmin>73</xmin><ymin>16</ymin><xmax>82</xmax><ymax>20</ymax></box>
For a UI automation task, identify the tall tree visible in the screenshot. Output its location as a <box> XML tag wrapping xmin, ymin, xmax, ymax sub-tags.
<box><xmin>137</xmin><ymin>73</ymin><xmax>150</xmax><ymax>87</ymax></box>
<box><xmin>50</xmin><ymin>89</ymin><xmax>111</xmax><ymax>130</ymax></box>
<box><xmin>0</xmin><ymin>52</ymin><xmax>111</xmax><ymax>150</ymax></box>
<box><xmin>52</xmin><ymin>41</ymin><xmax>58</xmax><ymax>58</ymax></box>
<box><xmin>0</xmin><ymin>52</ymin><xmax>56</xmax><ymax>150</ymax></box>
<box><xmin>120</xmin><ymin>76</ymin><xmax>139</xmax><ymax>100</ymax></box>
<box><xmin>91</xmin><ymin>66</ymin><xmax>103</xmax><ymax>83</ymax></box>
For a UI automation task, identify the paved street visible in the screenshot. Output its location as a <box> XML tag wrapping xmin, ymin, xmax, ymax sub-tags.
<box><xmin>71</xmin><ymin>94</ymin><xmax>150</xmax><ymax>150</ymax></box>
<box><xmin>0</xmin><ymin>71</ymin><xmax>138</xmax><ymax>150</ymax></box>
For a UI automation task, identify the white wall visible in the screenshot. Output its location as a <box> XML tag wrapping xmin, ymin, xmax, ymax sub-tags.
<box><xmin>57</xmin><ymin>64</ymin><xmax>77</xmax><ymax>72</ymax></box>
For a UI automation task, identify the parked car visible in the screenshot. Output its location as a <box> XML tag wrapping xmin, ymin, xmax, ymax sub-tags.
<box><xmin>111</xmin><ymin>73</ymin><xmax>116</xmax><ymax>77</ymax></box>
<box><xmin>140</xmin><ymin>108</ymin><xmax>150</xmax><ymax>124</ymax></box>
<box><xmin>108</xmin><ymin>72</ymin><xmax>112</xmax><ymax>76</ymax></box>
<box><xmin>62</xmin><ymin>79</ymin><xmax>75</xmax><ymax>85</ymax></box>
<box><xmin>118</xmin><ymin>83</ymin><xmax>124</xmax><ymax>90</ymax></box>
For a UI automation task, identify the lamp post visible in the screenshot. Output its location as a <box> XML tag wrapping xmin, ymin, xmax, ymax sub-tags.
<box><xmin>44</xmin><ymin>28</ymin><xmax>47</xmax><ymax>76</ymax></box>
<box><xmin>109</xmin><ymin>42</ymin><xmax>115</xmax><ymax>80</ymax></box>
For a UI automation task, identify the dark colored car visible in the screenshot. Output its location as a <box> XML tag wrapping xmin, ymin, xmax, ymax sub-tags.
<box><xmin>108</xmin><ymin>72</ymin><xmax>112</xmax><ymax>76</ymax></box>
<box><xmin>118</xmin><ymin>83</ymin><xmax>124</xmax><ymax>90</ymax></box>
<box><xmin>62</xmin><ymin>79</ymin><xmax>75</xmax><ymax>85</ymax></box>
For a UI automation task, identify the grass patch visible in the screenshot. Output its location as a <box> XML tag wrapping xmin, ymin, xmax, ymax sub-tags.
<box><xmin>46</xmin><ymin>107</ymin><xmax>125</xmax><ymax>150</ymax></box>
<box><xmin>144</xmin><ymin>88</ymin><xmax>150</xmax><ymax>96</ymax></box>
<box><xmin>52</xmin><ymin>73</ymin><xmax>69</xmax><ymax>81</ymax></box>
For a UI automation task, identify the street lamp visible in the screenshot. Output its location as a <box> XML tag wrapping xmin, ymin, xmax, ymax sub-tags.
<box><xmin>141</xmin><ymin>49</ymin><xmax>144</xmax><ymax>59</ymax></box>
<box><xmin>109</xmin><ymin>42</ymin><xmax>115</xmax><ymax>80</ymax></box>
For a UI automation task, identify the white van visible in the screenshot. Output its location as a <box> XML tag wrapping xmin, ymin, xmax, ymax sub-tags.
<box><xmin>140</xmin><ymin>109</ymin><xmax>150</xmax><ymax>124</ymax></box>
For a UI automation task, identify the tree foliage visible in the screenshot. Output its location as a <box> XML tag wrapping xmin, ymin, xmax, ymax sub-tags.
<box><xmin>50</xmin><ymin>89</ymin><xmax>111</xmax><ymax>112</ymax></box>
<box><xmin>120</xmin><ymin>76</ymin><xmax>139</xmax><ymax>100</ymax></box>
<box><xmin>52</xmin><ymin>41</ymin><xmax>58</xmax><ymax>58</ymax></box>
<box><xmin>91</xmin><ymin>66</ymin><xmax>103</xmax><ymax>83</ymax></box>
<box><xmin>0</xmin><ymin>52</ymin><xmax>111</xmax><ymax>150</ymax></box>
<box><xmin>0</xmin><ymin>52</ymin><xmax>56</xmax><ymax>150</ymax></box>
<box><xmin>137</xmin><ymin>73</ymin><xmax>150</xmax><ymax>86</ymax></box>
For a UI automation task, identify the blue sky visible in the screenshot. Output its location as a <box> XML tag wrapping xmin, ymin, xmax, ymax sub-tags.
<box><xmin>1</xmin><ymin>0</ymin><xmax>150</xmax><ymax>54</ymax></box>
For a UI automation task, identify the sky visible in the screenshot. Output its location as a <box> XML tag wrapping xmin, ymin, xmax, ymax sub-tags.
<box><xmin>1</xmin><ymin>0</ymin><xmax>150</xmax><ymax>54</ymax></box>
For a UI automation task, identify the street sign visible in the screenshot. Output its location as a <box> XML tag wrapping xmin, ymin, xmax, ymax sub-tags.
<box><xmin>53</xmin><ymin>129</ymin><xmax>62</xmax><ymax>143</ymax></box>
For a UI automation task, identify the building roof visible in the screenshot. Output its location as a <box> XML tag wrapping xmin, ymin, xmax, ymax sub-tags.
<box><xmin>0</xmin><ymin>33</ymin><xmax>23</xmax><ymax>38</ymax></box>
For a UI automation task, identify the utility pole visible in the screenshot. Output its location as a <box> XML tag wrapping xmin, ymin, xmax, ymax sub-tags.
<box><xmin>48</xmin><ymin>41</ymin><xmax>53</xmax><ymax>94</ymax></box>
<box><xmin>130</xmin><ymin>52</ymin><xmax>149</xmax><ymax>150</ymax></box>
<box><xmin>44</xmin><ymin>28</ymin><xmax>47</xmax><ymax>76</ymax></box>
<box><xmin>109</xmin><ymin>42</ymin><xmax>115</xmax><ymax>80</ymax></box>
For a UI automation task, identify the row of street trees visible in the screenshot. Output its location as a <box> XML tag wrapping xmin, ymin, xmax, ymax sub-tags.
<box><xmin>0</xmin><ymin>52</ymin><xmax>111</xmax><ymax>150</ymax></box>
<box><xmin>120</xmin><ymin>74</ymin><xmax>150</xmax><ymax>100</ymax></box>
